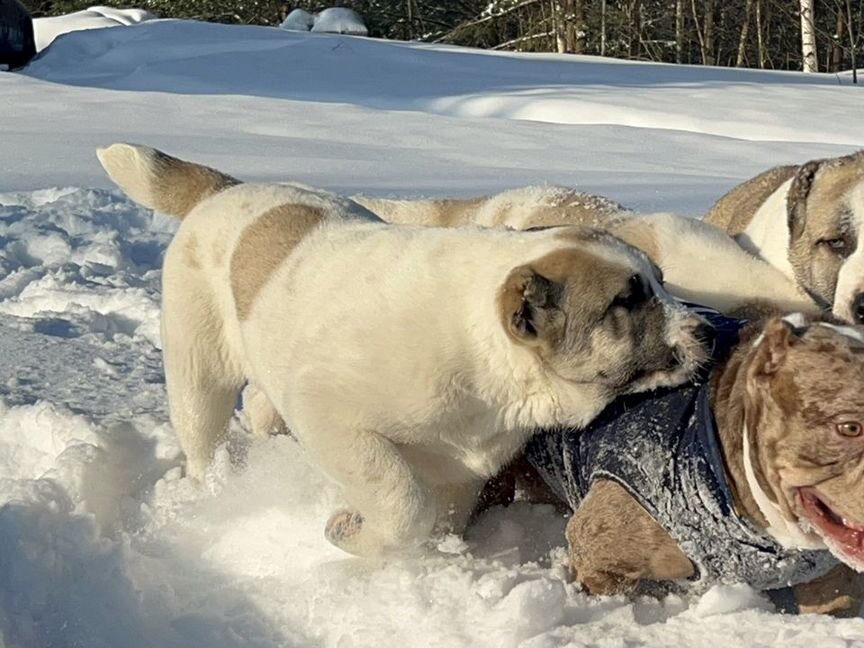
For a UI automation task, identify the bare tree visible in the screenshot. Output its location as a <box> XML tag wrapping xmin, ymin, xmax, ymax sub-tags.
<box><xmin>691</xmin><ymin>0</ymin><xmax>715</xmax><ymax>64</ymax></box>
<box><xmin>628</xmin><ymin>0</ymin><xmax>642</xmax><ymax>58</ymax></box>
<box><xmin>573</xmin><ymin>0</ymin><xmax>586</xmax><ymax>53</ymax></box>
<box><xmin>704</xmin><ymin>0</ymin><xmax>715</xmax><ymax>64</ymax></box>
<box><xmin>800</xmin><ymin>0</ymin><xmax>818</xmax><ymax>71</ymax></box>
<box><xmin>841</xmin><ymin>0</ymin><xmax>862</xmax><ymax>82</ymax></box>
<box><xmin>831</xmin><ymin>8</ymin><xmax>844</xmax><ymax>71</ymax></box>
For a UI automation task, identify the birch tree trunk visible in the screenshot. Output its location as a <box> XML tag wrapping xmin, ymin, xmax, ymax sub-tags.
<box><xmin>800</xmin><ymin>0</ymin><xmax>818</xmax><ymax>72</ymax></box>
<box><xmin>756</xmin><ymin>0</ymin><xmax>766</xmax><ymax>68</ymax></box>
<box><xmin>600</xmin><ymin>0</ymin><xmax>607</xmax><ymax>56</ymax></box>
<box><xmin>736</xmin><ymin>0</ymin><xmax>754</xmax><ymax>67</ymax></box>
<box><xmin>675</xmin><ymin>0</ymin><xmax>684</xmax><ymax>63</ymax></box>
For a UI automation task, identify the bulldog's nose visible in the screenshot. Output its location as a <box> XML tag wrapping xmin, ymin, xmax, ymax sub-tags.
<box><xmin>854</xmin><ymin>293</ymin><xmax>864</xmax><ymax>324</ymax></box>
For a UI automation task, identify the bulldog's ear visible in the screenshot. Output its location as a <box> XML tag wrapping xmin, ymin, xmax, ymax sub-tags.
<box><xmin>501</xmin><ymin>265</ymin><xmax>565</xmax><ymax>345</ymax></box>
<box><xmin>754</xmin><ymin>316</ymin><xmax>804</xmax><ymax>376</ymax></box>
<box><xmin>787</xmin><ymin>159</ymin><xmax>822</xmax><ymax>242</ymax></box>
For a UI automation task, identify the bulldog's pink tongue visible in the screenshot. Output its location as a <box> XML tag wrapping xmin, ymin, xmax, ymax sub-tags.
<box><xmin>800</xmin><ymin>488</ymin><xmax>864</xmax><ymax>557</ymax></box>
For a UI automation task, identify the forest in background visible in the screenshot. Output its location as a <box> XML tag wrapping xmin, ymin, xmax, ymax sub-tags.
<box><xmin>19</xmin><ymin>0</ymin><xmax>863</xmax><ymax>76</ymax></box>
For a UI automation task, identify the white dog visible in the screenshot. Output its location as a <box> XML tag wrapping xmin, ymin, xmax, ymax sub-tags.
<box><xmin>98</xmin><ymin>144</ymin><xmax>710</xmax><ymax>556</ymax></box>
<box><xmin>705</xmin><ymin>151</ymin><xmax>864</xmax><ymax>323</ymax></box>
<box><xmin>354</xmin><ymin>185</ymin><xmax>819</xmax><ymax>319</ymax></box>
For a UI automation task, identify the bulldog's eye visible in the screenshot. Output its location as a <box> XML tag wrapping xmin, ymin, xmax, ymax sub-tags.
<box><xmin>610</xmin><ymin>275</ymin><xmax>648</xmax><ymax>311</ymax></box>
<box><xmin>836</xmin><ymin>421</ymin><xmax>862</xmax><ymax>437</ymax></box>
<box><xmin>818</xmin><ymin>238</ymin><xmax>849</xmax><ymax>256</ymax></box>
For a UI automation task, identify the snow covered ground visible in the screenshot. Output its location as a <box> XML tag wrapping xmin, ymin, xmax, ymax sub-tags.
<box><xmin>1</xmin><ymin>19</ymin><xmax>863</xmax><ymax>648</ymax></box>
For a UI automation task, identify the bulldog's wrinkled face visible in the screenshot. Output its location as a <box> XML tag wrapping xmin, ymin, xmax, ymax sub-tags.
<box><xmin>746</xmin><ymin>316</ymin><xmax>864</xmax><ymax>570</ymax></box>
<box><xmin>499</xmin><ymin>229</ymin><xmax>712</xmax><ymax>397</ymax></box>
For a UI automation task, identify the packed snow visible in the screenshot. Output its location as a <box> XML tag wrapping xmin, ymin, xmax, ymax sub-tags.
<box><xmin>1</xmin><ymin>18</ymin><xmax>863</xmax><ymax>648</ymax></box>
<box><xmin>282</xmin><ymin>7</ymin><xmax>369</xmax><ymax>35</ymax></box>
<box><xmin>281</xmin><ymin>8</ymin><xmax>315</xmax><ymax>32</ymax></box>
<box><xmin>311</xmin><ymin>8</ymin><xmax>368</xmax><ymax>36</ymax></box>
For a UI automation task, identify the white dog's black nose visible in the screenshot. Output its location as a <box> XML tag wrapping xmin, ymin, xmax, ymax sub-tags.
<box><xmin>853</xmin><ymin>293</ymin><xmax>864</xmax><ymax>324</ymax></box>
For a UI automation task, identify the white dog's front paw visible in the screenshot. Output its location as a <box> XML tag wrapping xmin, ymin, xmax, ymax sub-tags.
<box><xmin>325</xmin><ymin>508</ymin><xmax>372</xmax><ymax>555</ymax></box>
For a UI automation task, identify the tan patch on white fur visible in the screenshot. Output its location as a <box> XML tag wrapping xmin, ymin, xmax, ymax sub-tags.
<box><xmin>498</xmin><ymin>245</ymin><xmax>629</xmax><ymax>348</ymax></box>
<box><xmin>608</xmin><ymin>218</ymin><xmax>660</xmax><ymax>265</ymax></box>
<box><xmin>230</xmin><ymin>204</ymin><xmax>324</xmax><ymax>320</ymax></box>
<box><xmin>355</xmin><ymin>187</ymin><xmax>626</xmax><ymax>230</ymax></box>
<box><xmin>354</xmin><ymin>196</ymin><xmax>486</xmax><ymax>227</ymax></box>
<box><xmin>182</xmin><ymin>234</ymin><xmax>202</xmax><ymax>270</ymax></box>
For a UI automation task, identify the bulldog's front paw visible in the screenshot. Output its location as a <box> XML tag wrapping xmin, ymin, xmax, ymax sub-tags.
<box><xmin>325</xmin><ymin>509</ymin><xmax>366</xmax><ymax>552</ymax></box>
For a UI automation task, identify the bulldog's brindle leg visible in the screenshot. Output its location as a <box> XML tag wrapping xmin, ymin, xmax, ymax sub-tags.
<box><xmin>566</xmin><ymin>479</ymin><xmax>694</xmax><ymax>595</ymax></box>
<box><xmin>793</xmin><ymin>564</ymin><xmax>864</xmax><ymax>617</ymax></box>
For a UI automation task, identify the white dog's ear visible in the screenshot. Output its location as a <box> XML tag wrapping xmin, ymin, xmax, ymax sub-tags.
<box><xmin>501</xmin><ymin>265</ymin><xmax>565</xmax><ymax>345</ymax></box>
<box><xmin>787</xmin><ymin>159</ymin><xmax>822</xmax><ymax>242</ymax></box>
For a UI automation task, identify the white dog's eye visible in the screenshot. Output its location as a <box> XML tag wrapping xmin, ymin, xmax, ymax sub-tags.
<box><xmin>610</xmin><ymin>275</ymin><xmax>648</xmax><ymax>311</ymax></box>
<box><xmin>836</xmin><ymin>421</ymin><xmax>862</xmax><ymax>437</ymax></box>
<box><xmin>818</xmin><ymin>238</ymin><xmax>849</xmax><ymax>255</ymax></box>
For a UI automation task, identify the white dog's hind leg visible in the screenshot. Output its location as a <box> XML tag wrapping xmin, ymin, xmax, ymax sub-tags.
<box><xmin>242</xmin><ymin>384</ymin><xmax>287</xmax><ymax>437</ymax></box>
<box><xmin>168</xmin><ymin>372</ymin><xmax>241</xmax><ymax>480</ymax></box>
<box><xmin>162</xmin><ymin>273</ymin><xmax>244</xmax><ymax>481</ymax></box>
<box><xmin>300</xmin><ymin>428</ymin><xmax>437</xmax><ymax>556</ymax></box>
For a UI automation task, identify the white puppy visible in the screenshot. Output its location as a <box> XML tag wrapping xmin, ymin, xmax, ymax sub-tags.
<box><xmin>99</xmin><ymin>144</ymin><xmax>710</xmax><ymax>556</ymax></box>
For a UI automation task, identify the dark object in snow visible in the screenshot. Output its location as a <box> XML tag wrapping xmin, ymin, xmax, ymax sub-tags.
<box><xmin>0</xmin><ymin>0</ymin><xmax>35</xmax><ymax>69</ymax></box>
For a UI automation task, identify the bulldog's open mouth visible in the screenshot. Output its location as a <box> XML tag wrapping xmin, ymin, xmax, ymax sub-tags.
<box><xmin>799</xmin><ymin>488</ymin><xmax>864</xmax><ymax>565</ymax></box>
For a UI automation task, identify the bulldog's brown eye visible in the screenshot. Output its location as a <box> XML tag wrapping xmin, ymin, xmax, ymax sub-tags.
<box><xmin>836</xmin><ymin>421</ymin><xmax>862</xmax><ymax>437</ymax></box>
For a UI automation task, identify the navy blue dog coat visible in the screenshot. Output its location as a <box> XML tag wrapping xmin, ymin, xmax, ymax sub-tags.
<box><xmin>526</xmin><ymin>307</ymin><xmax>837</xmax><ymax>592</ymax></box>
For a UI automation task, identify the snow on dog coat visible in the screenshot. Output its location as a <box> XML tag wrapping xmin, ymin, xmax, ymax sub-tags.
<box><xmin>526</xmin><ymin>308</ymin><xmax>838</xmax><ymax>592</ymax></box>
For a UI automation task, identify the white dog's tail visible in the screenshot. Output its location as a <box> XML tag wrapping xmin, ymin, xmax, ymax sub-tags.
<box><xmin>97</xmin><ymin>143</ymin><xmax>240</xmax><ymax>219</ymax></box>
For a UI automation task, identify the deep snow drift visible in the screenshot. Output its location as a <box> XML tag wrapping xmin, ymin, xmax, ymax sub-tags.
<box><xmin>1</xmin><ymin>19</ymin><xmax>864</xmax><ymax>648</ymax></box>
<box><xmin>32</xmin><ymin>6</ymin><xmax>155</xmax><ymax>52</ymax></box>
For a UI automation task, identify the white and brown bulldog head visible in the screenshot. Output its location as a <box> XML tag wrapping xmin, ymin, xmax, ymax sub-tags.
<box><xmin>744</xmin><ymin>315</ymin><xmax>864</xmax><ymax>570</ymax></box>
<box><xmin>786</xmin><ymin>151</ymin><xmax>864</xmax><ymax>323</ymax></box>
<box><xmin>499</xmin><ymin>228</ymin><xmax>712</xmax><ymax>398</ymax></box>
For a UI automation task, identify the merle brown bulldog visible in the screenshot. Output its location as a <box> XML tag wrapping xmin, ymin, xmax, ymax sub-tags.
<box><xmin>525</xmin><ymin>310</ymin><xmax>864</xmax><ymax>616</ymax></box>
